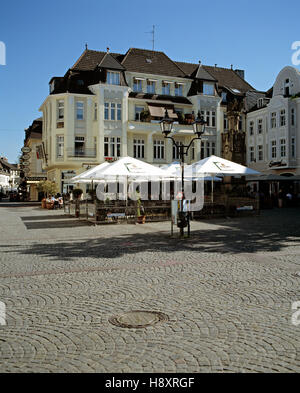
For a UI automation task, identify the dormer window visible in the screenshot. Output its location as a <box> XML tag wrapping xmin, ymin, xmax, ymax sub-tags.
<box><xmin>175</xmin><ymin>83</ymin><xmax>184</xmax><ymax>96</ymax></box>
<box><xmin>162</xmin><ymin>81</ymin><xmax>171</xmax><ymax>95</ymax></box>
<box><xmin>50</xmin><ymin>81</ymin><xmax>55</xmax><ymax>94</ymax></box>
<box><xmin>147</xmin><ymin>80</ymin><xmax>156</xmax><ymax>94</ymax></box>
<box><xmin>133</xmin><ymin>78</ymin><xmax>143</xmax><ymax>92</ymax></box>
<box><xmin>221</xmin><ymin>92</ymin><xmax>227</xmax><ymax>102</ymax></box>
<box><xmin>284</xmin><ymin>78</ymin><xmax>291</xmax><ymax>96</ymax></box>
<box><xmin>203</xmin><ymin>83</ymin><xmax>214</xmax><ymax>95</ymax></box>
<box><xmin>107</xmin><ymin>71</ymin><xmax>120</xmax><ymax>85</ymax></box>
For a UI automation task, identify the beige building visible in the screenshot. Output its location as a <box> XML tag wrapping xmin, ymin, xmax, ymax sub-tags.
<box><xmin>23</xmin><ymin>118</ymin><xmax>47</xmax><ymax>201</ymax></box>
<box><xmin>39</xmin><ymin>47</ymin><xmax>254</xmax><ymax>193</ymax></box>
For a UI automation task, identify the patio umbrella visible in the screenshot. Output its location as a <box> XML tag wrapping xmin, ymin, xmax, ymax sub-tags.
<box><xmin>186</xmin><ymin>155</ymin><xmax>260</xmax><ymax>204</ymax></box>
<box><xmin>71</xmin><ymin>162</ymin><xmax>110</xmax><ymax>182</ymax></box>
<box><xmin>98</xmin><ymin>156</ymin><xmax>168</xmax><ymax>179</ymax></box>
<box><xmin>160</xmin><ymin>161</ymin><xmax>223</xmax><ymax>182</ymax></box>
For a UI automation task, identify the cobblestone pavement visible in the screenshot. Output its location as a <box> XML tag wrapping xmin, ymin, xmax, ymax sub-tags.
<box><xmin>1</xmin><ymin>205</ymin><xmax>300</xmax><ymax>373</ymax></box>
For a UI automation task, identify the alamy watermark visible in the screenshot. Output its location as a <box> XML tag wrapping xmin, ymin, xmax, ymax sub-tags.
<box><xmin>0</xmin><ymin>301</ymin><xmax>6</xmax><ymax>326</ymax></box>
<box><xmin>291</xmin><ymin>301</ymin><xmax>300</xmax><ymax>326</ymax></box>
<box><xmin>0</xmin><ymin>41</ymin><xmax>6</xmax><ymax>66</ymax></box>
<box><xmin>291</xmin><ymin>41</ymin><xmax>300</xmax><ymax>66</ymax></box>
<box><xmin>95</xmin><ymin>178</ymin><xmax>205</xmax><ymax>212</ymax></box>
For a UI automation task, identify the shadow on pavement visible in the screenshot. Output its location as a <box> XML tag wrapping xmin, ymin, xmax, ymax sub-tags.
<box><xmin>2</xmin><ymin>208</ymin><xmax>300</xmax><ymax>260</ymax></box>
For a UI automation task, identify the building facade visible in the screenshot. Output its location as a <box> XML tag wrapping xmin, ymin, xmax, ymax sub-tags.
<box><xmin>39</xmin><ymin>47</ymin><xmax>254</xmax><ymax>193</ymax></box>
<box><xmin>246</xmin><ymin>66</ymin><xmax>300</xmax><ymax>176</ymax></box>
<box><xmin>0</xmin><ymin>157</ymin><xmax>18</xmax><ymax>194</ymax></box>
<box><xmin>23</xmin><ymin>118</ymin><xmax>47</xmax><ymax>201</ymax></box>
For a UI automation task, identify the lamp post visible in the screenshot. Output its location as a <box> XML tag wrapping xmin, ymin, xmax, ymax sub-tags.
<box><xmin>160</xmin><ymin>110</ymin><xmax>206</xmax><ymax>237</ymax></box>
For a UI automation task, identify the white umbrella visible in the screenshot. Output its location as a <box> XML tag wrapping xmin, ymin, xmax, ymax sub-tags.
<box><xmin>160</xmin><ymin>161</ymin><xmax>223</xmax><ymax>182</ymax></box>
<box><xmin>98</xmin><ymin>156</ymin><xmax>168</xmax><ymax>179</ymax></box>
<box><xmin>186</xmin><ymin>155</ymin><xmax>260</xmax><ymax>176</ymax></box>
<box><xmin>186</xmin><ymin>155</ymin><xmax>260</xmax><ymax>204</ymax></box>
<box><xmin>71</xmin><ymin>162</ymin><xmax>110</xmax><ymax>182</ymax></box>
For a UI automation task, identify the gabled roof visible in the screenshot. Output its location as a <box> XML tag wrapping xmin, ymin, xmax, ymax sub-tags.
<box><xmin>193</xmin><ymin>64</ymin><xmax>216</xmax><ymax>81</ymax></box>
<box><xmin>97</xmin><ymin>52</ymin><xmax>125</xmax><ymax>71</ymax></box>
<box><xmin>203</xmin><ymin>65</ymin><xmax>253</xmax><ymax>93</ymax></box>
<box><xmin>175</xmin><ymin>61</ymin><xmax>254</xmax><ymax>93</ymax></box>
<box><xmin>121</xmin><ymin>48</ymin><xmax>186</xmax><ymax>78</ymax></box>
<box><xmin>71</xmin><ymin>49</ymin><xmax>124</xmax><ymax>71</ymax></box>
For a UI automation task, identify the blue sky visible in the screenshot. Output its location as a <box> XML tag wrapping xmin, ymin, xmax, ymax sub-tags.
<box><xmin>1</xmin><ymin>0</ymin><xmax>300</xmax><ymax>162</ymax></box>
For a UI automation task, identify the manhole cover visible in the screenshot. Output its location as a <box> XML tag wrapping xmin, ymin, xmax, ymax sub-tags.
<box><xmin>109</xmin><ymin>310</ymin><xmax>169</xmax><ymax>328</ymax></box>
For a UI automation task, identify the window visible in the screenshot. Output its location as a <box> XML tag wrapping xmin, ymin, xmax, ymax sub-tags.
<box><xmin>211</xmin><ymin>142</ymin><xmax>216</xmax><ymax>155</ymax></box>
<box><xmin>258</xmin><ymin>119</ymin><xmax>263</xmax><ymax>134</ymax></box>
<box><xmin>271</xmin><ymin>112</ymin><xmax>277</xmax><ymax>129</ymax></box>
<box><xmin>57</xmin><ymin>100</ymin><xmax>64</xmax><ymax>120</ymax></box>
<box><xmin>280</xmin><ymin>139</ymin><xmax>286</xmax><ymax>157</ymax></box>
<box><xmin>280</xmin><ymin>109</ymin><xmax>286</xmax><ymax>127</ymax></box>
<box><xmin>133</xmin><ymin>139</ymin><xmax>145</xmax><ymax>159</ymax></box>
<box><xmin>111</xmin><ymin>103</ymin><xmax>115</xmax><ymax>120</ymax></box>
<box><xmin>117</xmin><ymin>104</ymin><xmax>122</xmax><ymax>121</ymax></box>
<box><xmin>291</xmin><ymin>137</ymin><xmax>296</xmax><ymax>158</ymax></box>
<box><xmin>162</xmin><ymin>82</ymin><xmax>170</xmax><ymax>95</ymax></box>
<box><xmin>56</xmin><ymin>136</ymin><xmax>64</xmax><ymax>158</ymax></box>
<box><xmin>191</xmin><ymin>142</ymin><xmax>195</xmax><ymax>160</ymax></box>
<box><xmin>104</xmin><ymin>137</ymin><xmax>121</xmax><ymax>157</ymax></box>
<box><xmin>201</xmin><ymin>141</ymin><xmax>205</xmax><ymax>159</ymax></box>
<box><xmin>284</xmin><ymin>78</ymin><xmax>290</xmax><ymax>96</ymax></box>
<box><xmin>133</xmin><ymin>78</ymin><xmax>143</xmax><ymax>92</ymax></box>
<box><xmin>147</xmin><ymin>80</ymin><xmax>156</xmax><ymax>94</ymax></box>
<box><xmin>203</xmin><ymin>83</ymin><xmax>214</xmax><ymax>95</ymax></box>
<box><xmin>221</xmin><ymin>92</ymin><xmax>227</xmax><ymax>102</ymax></box>
<box><xmin>258</xmin><ymin>145</ymin><xmax>263</xmax><ymax>161</ymax></box>
<box><xmin>211</xmin><ymin>112</ymin><xmax>216</xmax><ymax>127</ymax></box>
<box><xmin>239</xmin><ymin>118</ymin><xmax>243</xmax><ymax>131</ymax></box>
<box><xmin>271</xmin><ymin>141</ymin><xmax>277</xmax><ymax>159</ymax></box>
<box><xmin>173</xmin><ymin>141</ymin><xmax>183</xmax><ymax>160</ymax></box>
<box><xmin>250</xmin><ymin>146</ymin><xmax>255</xmax><ymax>162</ymax></box>
<box><xmin>75</xmin><ymin>136</ymin><xmax>85</xmax><ymax>156</ymax></box>
<box><xmin>249</xmin><ymin>121</ymin><xmax>254</xmax><ymax>135</ymax></box>
<box><xmin>224</xmin><ymin>113</ymin><xmax>228</xmax><ymax>130</ymax></box>
<box><xmin>153</xmin><ymin>140</ymin><xmax>164</xmax><ymax>160</ymax></box>
<box><xmin>291</xmin><ymin>108</ymin><xmax>295</xmax><ymax>126</ymax></box>
<box><xmin>76</xmin><ymin>101</ymin><xmax>84</xmax><ymax>120</ymax></box>
<box><xmin>135</xmin><ymin>106</ymin><xmax>144</xmax><ymax>121</ymax></box>
<box><xmin>107</xmin><ymin>71</ymin><xmax>120</xmax><ymax>85</ymax></box>
<box><xmin>104</xmin><ymin>102</ymin><xmax>121</xmax><ymax>121</ymax></box>
<box><xmin>205</xmin><ymin>111</ymin><xmax>210</xmax><ymax>127</ymax></box>
<box><xmin>175</xmin><ymin>83</ymin><xmax>183</xmax><ymax>96</ymax></box>
<box><xmin>94</xmin><ymin>103</ymin><xmax>98</xmax><ymax>121</ymax></box>
<box><xmin>206</xmin><ymin>142</ymin><xmax>210</xmax><ymax>157</ymax></box>
<box><xmin>201</xmin><ymin>110</ymin><xmax>211</xmax><ymax>127</ymax></box>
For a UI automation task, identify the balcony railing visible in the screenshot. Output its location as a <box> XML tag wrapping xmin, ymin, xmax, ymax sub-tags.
<box><xmin>66</xmin><ymin>148</ymin><xmax>97</xmax><ymax>158</ymax></box>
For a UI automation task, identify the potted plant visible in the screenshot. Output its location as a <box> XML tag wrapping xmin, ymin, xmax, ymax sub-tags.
<box><xmin>140</xmin><ymin>110</ymin><xmax>150</xmax><ymax>122</ymax></box>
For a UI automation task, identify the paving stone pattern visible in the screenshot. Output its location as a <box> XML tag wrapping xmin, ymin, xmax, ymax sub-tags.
<box><xmin>0</xmin><ymin>205</ymin><xmax>300</xmax><ymax>372</ymax></box>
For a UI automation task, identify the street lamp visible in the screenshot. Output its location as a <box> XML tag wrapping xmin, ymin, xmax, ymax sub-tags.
<box><xmin>160</xmin><ymin>110</ymin><xmax>206</xmax><ymax>237</ymax></box>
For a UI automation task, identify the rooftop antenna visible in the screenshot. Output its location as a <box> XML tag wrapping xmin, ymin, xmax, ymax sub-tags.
<box><xmin>145</xmin><ymin>25</ymin><xmax>155</xmax><ymax>51</ymax></box>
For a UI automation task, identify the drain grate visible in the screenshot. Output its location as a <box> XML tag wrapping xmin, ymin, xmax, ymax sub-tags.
<box><xmin>109</xmin><ymin>310</ymin><xmax>169</xmax><ymax>328</ymax></box>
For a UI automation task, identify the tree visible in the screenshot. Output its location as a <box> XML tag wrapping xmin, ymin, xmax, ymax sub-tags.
<box><xmin>36</xmin><ymin>180</ymin><xmax>58</xmax><ymax>197</ymax></box>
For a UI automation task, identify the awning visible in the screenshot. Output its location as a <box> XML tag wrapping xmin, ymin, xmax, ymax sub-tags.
<box><xmin>148</xmin><ymin>105</ymin><xmax>178</xmax><ymax>119</ymax></box>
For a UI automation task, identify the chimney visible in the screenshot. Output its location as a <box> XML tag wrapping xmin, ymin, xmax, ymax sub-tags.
<box><xmin>235</xmin><ymin>69</ymin><xmax>245</xmax><ymax>79</ymax></box>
